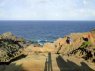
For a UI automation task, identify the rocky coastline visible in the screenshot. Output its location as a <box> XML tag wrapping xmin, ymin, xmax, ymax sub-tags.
<box><xmin>0</xmin><ymin>29</ymin><xmax>95</xmax><ymax>71</ymax></box>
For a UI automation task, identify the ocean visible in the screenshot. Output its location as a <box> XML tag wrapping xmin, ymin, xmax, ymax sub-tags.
<box><xmin>0</xmin><ymin>21</ymin><xmax>95</xmax><ymax>44</ymax></box>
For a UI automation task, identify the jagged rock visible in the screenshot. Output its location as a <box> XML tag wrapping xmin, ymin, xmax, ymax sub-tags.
<box><xmin>0</xmin><ymin>32</ymin><xmax>30</xmax><ymax>63</ymax></box>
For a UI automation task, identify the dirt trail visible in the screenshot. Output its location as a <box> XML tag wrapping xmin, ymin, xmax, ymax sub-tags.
<box><xmin>13</xmin><ymin>54</ymin><xmax>95</xmax><ymax>71</ymax></box>
<box><xmin>0</xmin><ymin>52</ymin><xmax>95</xmax><ymax>71</ymax></box>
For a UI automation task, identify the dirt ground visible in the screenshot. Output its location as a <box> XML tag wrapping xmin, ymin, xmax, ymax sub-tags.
<box><xmin>0</xmin><ymin>52</ymin><xmax>95</xmax><ymax>71</ymax></box>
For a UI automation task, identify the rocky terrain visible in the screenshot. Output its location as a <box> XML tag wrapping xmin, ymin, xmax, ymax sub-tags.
<box><xmin>0</xmin><ymin>32</ymin><xmax>30</xmax><ymax>63</ymax></box>
<box><xmin>0</xmin><ymin>29</ymin><xmax>95</xmax><ymax>71</ymax></box>
<box><xmin>29</xmin><ymin>30</ymin><xmax>95</xmax><ymax>62</ymax></box>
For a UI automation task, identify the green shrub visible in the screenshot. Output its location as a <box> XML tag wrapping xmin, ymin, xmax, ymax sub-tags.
<box><xmin>80</xmin><ymin>41</ymin><xmax>91</xmax><ymax>48</ymax></box>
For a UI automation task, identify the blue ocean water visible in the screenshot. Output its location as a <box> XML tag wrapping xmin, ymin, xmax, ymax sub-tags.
<box><xmin>0</xmin><ymin>21</ymin><xmax>95</xmax><ymax>43</ymax></box>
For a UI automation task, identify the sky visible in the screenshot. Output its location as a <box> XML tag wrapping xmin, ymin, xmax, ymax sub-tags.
<box><xmin>0</xmin><ymin>0</ymin><xmax>95</xmax><ymax>20</ymax></box>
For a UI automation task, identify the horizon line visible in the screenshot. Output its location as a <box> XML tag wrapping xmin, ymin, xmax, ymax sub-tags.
<box><xmin>0</xmin><ymin>20</ymin><xmax>95</xmax><ymax>22</ymax></box>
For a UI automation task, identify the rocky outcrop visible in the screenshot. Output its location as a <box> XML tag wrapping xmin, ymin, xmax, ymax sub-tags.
<box><xmin>0</xmin><ymin>32</ymin><xmax>30</xmax><ymax>62</ymax></box>
<box><xmin>54</xmin><ymin>32</ymin><xmax>95</xmax><ymax>62</ymax></box>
